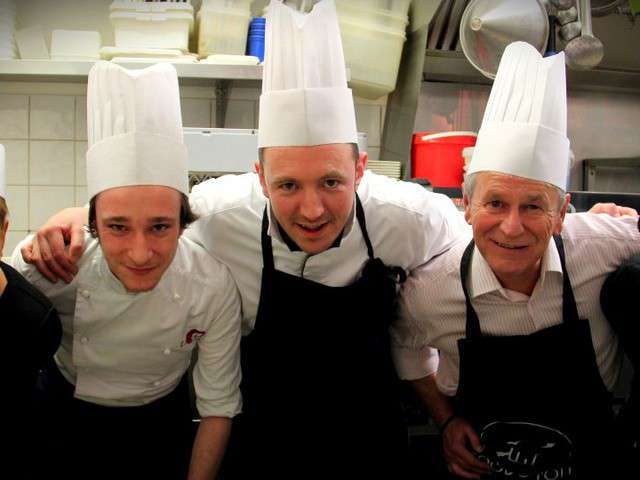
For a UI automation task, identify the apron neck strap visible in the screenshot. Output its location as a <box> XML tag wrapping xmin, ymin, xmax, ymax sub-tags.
<box><xmin>553</xmin><ymin>234</ymin><xmax>581</xmax><ymax>324</ymax></box>
<box><xmin>260</xmin><ymin>193</ymin><xmax>374</xmax><ymax>271</ymax></box>
<box><xmin>461</xmin><ymin>235</ymin><xmax>580</xmax><ymax>340</ymax></box>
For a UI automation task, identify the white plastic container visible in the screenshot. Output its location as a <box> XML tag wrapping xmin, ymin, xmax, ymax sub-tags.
<box><xmin>51</xmin><ymin>30</ymin><xmax>101</xmax><ymax>60</ymax></box>
<box><xmin>14</xmin><ymin>26</ymin><xmax>49</xmax><ymax>59</ymax></box>
<box><xmin>335</xmin><ymin>0</ymin><xmax>408</xmax><ymax>32</ymax></box>
<box><xmin>110</xmin><ymin>1</ymin><xmax>194</xmax><ymax>52</ymax></box>
<box><xmin>197</xmin><ymin>6</ymin><xmax>251</xmax><ymax>57</ymax></box>
<box><xmin>339</xmin><ymin>18</ymin><xmax>406</xmax><ymax>99</ymax></box>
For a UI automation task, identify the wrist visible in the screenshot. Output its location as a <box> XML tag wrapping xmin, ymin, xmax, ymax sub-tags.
<box><xmin>439</xmin><ymin>414</ymin><xmax>458</xmax><ymax>434</ymax></box>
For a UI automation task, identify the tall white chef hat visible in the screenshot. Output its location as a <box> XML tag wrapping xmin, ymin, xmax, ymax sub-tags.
<box><xmin>258</xmin><ymin>0</ymin><xmax>358</xmax><ymax>148</ymax></box>
<box><xmin>0</xmin><ymin>144</ymin><xmax>5</xmax><ymax>200</ymax></box>
<box><xmin>86</xmin><ymin>61</ymin><xmax>188</xmax><ymax>199</ymax></box>
<box><xmin>467</xmin><ymin>42</ymin><xmax>570</xmax><ymax>190</ymax></box>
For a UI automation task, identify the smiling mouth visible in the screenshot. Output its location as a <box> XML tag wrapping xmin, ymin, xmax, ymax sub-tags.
<box><xmin>297</xmin><ymin>223</ymin><xmax>327</xmax><ymax>234</ymax></box>
<box><xmin>492</xmin><ymin>240</ymin><xmax>528</xmax><ymax>250</ymax></box>
<box><xmin>126</xmin><ymin>266</ymin><xmax>156</xmax><ymax>275</ymax></box>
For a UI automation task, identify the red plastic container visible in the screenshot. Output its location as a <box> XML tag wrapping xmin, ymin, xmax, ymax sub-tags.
<box><xmin>411</xmin><ymin>131</ymin><xmax>477</xmax><ymax>188</ymax></box>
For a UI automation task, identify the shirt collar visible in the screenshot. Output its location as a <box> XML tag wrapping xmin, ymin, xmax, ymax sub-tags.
<box><xmin>265</xmin><ymin>196</ymin><xmax>357</xmax><ymax>252</ymax></box>
<box><xmin>469</xmin><ymin>237</ymin><xmax>563</xmax><ymax>299</ymax></box>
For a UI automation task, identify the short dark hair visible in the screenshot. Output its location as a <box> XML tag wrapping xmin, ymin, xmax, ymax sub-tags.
<box><xmin>0</xmin><ymin>197</ymin><xmax>7</xmax><ymax>231</ymax></box>
<box><xmin>88</xmin><ymin>192</ymin><xmax>197</xmax><ymax>238</ymax></box>
<box><xmin>258</xmin><ymin>143</ymin><xmax>360</xmax><ymax>169</ymax></box>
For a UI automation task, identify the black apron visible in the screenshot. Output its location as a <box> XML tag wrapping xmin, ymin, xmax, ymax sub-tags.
<box><xmin>455</xmin><ymin>236</ymin><xmax>614</xmax><ymax>479</ymax></box>
<box><xmin>32</xmin><ymin>360</ymin><xmax>195</xmax><ymax>480</ymax></box>
<box><xmin>224</xmin><ymin>196</ymin><xmax>407</xmax><ymax>478</ymax></box>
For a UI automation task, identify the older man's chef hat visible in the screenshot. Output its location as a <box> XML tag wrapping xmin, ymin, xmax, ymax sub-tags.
<box><xmin>258</xmin><ymin>0</ymin><xmax>358</xmax><ymax>148</ymax></box>
<box><xmin>467</xmin><ymin>42</ymin><xmax>570</xmax><ymax>190</ymax></box>
<box><xmin>86</xmin><ymin>61</ymin><xmax>188</xmax><ymax>199</ymax></box>
<box><xmin>0</xmin><ymin>144</ymin><xmax>5</xmax><ymax>199</ymax></box>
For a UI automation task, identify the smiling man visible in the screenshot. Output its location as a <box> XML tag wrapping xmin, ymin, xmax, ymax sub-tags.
<box><xmin>391</xmin><ymin>42</ymin><xmax>640</xmax><ymax>479</ymax></box>
<box><xmin>11</xmin><ymin>62</ymin><xmax>241</xmax><ymax>480</ymax></box>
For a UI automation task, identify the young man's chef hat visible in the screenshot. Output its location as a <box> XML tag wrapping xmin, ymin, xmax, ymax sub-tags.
<box><xmin>258</xmin><ymin>0</ymin><xmax>358</xmax><ymax>148</ymax></box>
<box><xmin>0</xmin><ymin>144</ymin><xmax>5</xmax><ymax>200</ymax></box>
<box><xmin>86</xmin><ymin>61</ymin><xmax>188</xmax><ymax>199</ymax></box>
<box><xmin>467</xmin><ymin>42</ymin><xmax>570</xmax><ymax>190</ymax></box>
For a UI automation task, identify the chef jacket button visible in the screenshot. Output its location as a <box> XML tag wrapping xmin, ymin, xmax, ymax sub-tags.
<box><xmin>81</xmin><ymin>289</ymin><xmax>90</xmax><ymax>298</ymax></box>
<box><xmin>153</xmin><ymin>380</ymin><xmax>161</xmax><ymax>387</ymax></box>
<box><xmin>163</xmin><ymin>348</ymin><xmax>171</xmax><ymax>355</ymax></box>
<box><xmin>173</xmin><ymin>293</ymin><xmax>181</xmax><ymax>301</ymax></box>
<box><xmin>80</xmin><ymin>336</ymin><xmax>88</xmax><ymax>344</ymax></box>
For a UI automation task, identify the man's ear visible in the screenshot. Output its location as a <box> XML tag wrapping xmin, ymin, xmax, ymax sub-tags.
<box><xmin>463</xmin><ymin>192</ymin><xmax>472</xmax><ymax>225</ymax></box>
<box><xmin>256</xmin><ymin>161</ymin><xmax>269</xmax><ymax>198</ymax></box>
<box><xmin>355</xmin><ymin>151</ymin><xmax>367</xmax><ymax>189</ymax></box>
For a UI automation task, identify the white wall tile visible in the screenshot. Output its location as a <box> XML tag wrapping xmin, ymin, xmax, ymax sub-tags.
<box><xmin>1</xmin><ymin>140</ymin><xmax>28</xmax><ymax>185</ymax></box>
<box><xmin>75</xmin><ymin>186</ymin><xmax>88</xmax><ymax>207</ymax></box>
<box><xmin>75</xmin><ymin>96</ymin><xmax>87</xmax><ymax>140</ymax></box>
<box><xmin>224</xmin><ymin>100</ymin><xmax>256</xmax><ymax>129</ymax></box>
<box><xmin>355</xmin><ymin>103</ymin><xmax>382</xmax><ymax>147</ymax></box>
<box><xmin>5</xmin><ymin>186</ymin><xmax>29</xmax><ymax>230</ymax></box>
<box><xmin>3</xmin><ymin>230</ymin><xmax>29</xmax><ymax>258</ymax></box>
<box><xmin>0</xmin><ymin>95</ymin><xmax>29</xmax><ymax>139</ymax></box>
<box><xmin>75</xmin><ymin>141</ymin><xmax>87</xmax><ymax>185</ymax></box>
<box><xmin>181</xmin><ymin>98</ymin><xmax>212</xmax><ymax>128</ymax></box>
<box><xmin>30</xmin><ymin>95</ymin><xmax>75</xmax><ymax>140</ymax></box>
<box><xmin>30</xmin><ymin>141</ymin><xmax>75</xmax><ymax>185</ymax></box>
<box><xmin>29</xmin><ymin>186</ymin><xmax>75</xmax><ymax>230</ymax></box>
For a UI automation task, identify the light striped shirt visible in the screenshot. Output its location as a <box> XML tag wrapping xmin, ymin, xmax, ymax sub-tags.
<box><xmin>391</xmin><ymin>212</ymin><xmax>640</xmax><ymax>396</ymax></box>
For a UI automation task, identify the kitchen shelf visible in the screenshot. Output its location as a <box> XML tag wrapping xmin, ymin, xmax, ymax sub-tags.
<box><xmin>423</xmin><ymin>49</ymin><xmax>640</xmax><ymax>93</ymax></box>
<box><xmin>0</xmin><ymin>59</ymin><xmax>263</xmax><ymax>85</ymax></box>
<box><xmin>0</xmin><ymin>59</ymin><xmax>263</xmax><ymax>127</ymax></box>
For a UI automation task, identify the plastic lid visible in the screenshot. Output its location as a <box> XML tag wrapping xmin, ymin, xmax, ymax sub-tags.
<box><xmin>110</xmin><ymin>1</ymin><xmax>194</xmax><ymax>14</ymax></box>
<box><xmin>200</xmin><ymin>54</ymin><xmax>259</xmax><ymax>65</ymax></box>
<box><xmin>418</xmin><ymin>131</ymin><xmax>478</xmax><ymax>142</ymax></box>
<box><xmin>338</xmin><ymin>16</ymin><xmax>406</xmax><ymax>39</ymax></box>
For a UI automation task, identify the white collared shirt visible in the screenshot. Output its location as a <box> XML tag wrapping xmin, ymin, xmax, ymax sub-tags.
<box><xmin>11</xmin><ymin>235</ymin><xmax>242</xmax><ymax>418</ymax></box>
<box><xmin>185</xmin><ymin>171</ymin><xmax>468</xmax><ymax>376</ymax></box>
<box><xmin>391</xmin><ymin>212</ymin><xmax>640</xmax><ymax>396</ymax></box>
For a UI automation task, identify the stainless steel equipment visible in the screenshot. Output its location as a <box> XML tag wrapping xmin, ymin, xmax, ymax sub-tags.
<box><xmin>459</xmin><ymin>0</ymin><xmax>549</xmax><ymax>79</ymax></box>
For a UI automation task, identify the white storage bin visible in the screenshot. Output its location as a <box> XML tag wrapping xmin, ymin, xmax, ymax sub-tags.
<box><xmin>110</xmin><ymin>1</ymin><xmax>194</xmax><ymax>52</ymax></box>
<box><xmin>335</xmin><ymin>0</ymin><xmax>408</xmax><ymax>32</ymax></box>
<box><xmin>51</xmin><ymin>30</ymin><xmax>101</xmax><ymax>60</ymax></box>
<box><xmin>339</xmin><ymin>18</ymin><xmax>406</xmax><ymax>99</ymax></box>
<box><xmin>197</xmin><ymin>7</ymin><xmax>251</xmax><ymax>57</ymax></box>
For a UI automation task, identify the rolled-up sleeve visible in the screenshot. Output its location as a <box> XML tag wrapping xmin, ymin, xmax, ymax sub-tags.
<box><xmin>193</xmin><ymin>265</ymin><xmax>243</xmax><ymax>418</ymax></box>
<box><xmin>391</xmin><ymin>272</ymin><xmax>439</xmax><ymax>380</ymax></box>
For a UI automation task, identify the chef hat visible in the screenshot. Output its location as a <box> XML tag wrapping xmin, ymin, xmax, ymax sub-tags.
<box><xmin>86</xmin><ymin>61</ymin><xmax>188</xmax><ymax>199</ymax></box>
<box><xmin>467</xmin><ymin>42</ymin><xmax>570</xmax><ymax>190</ymax></box>
<box><xmin>258</xmin><ymin>0</ymin><xmax>358</xmax><ymax>148</ymax></box>
<box><xmin>0</xmin><ymin>144</ymin><xmax>5</xmax><ymax>200</ymax></box>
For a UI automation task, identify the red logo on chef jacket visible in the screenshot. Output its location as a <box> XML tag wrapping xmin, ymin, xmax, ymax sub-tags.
<box><xmin>184</xmin><ymin>329</ymin><xmax>206</xmax><ymax>345</ymax></box>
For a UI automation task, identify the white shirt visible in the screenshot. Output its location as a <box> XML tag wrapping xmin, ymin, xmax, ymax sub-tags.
<box><xmin>11</xmin><ymin>235</ymin><xmax>242</xmax><ymax>418</ymax></box>
<box><xmin>392</xmin><ymin>213</ymin><xmax>640</xmax><ymax>396</ymax></box>
<box><xmin>186</xmin><ymin>171</ymin><xmax>468</xmax><ymax>378</ymax></box>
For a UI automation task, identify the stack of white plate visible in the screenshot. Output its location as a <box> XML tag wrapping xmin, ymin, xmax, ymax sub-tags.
<box><xmin>0</xmin><ymin>0</ymin><xmax>17</xmax><ymax>59</ymax></box>
<box><xmin>366</xmin><ymin>160</ymin><xmax>402</xmax><ymax>180</ymax></box>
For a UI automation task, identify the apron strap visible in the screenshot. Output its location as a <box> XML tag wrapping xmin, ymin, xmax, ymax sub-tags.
<box><xmin>355</xmin><ymin>194</ymin><xmax>375</xmax><ymax>260</ymax></box>
<box><xmin>260</xmin><ymin>206</ymin><xmax>275</xmax><ymax>271</ymax></box>
<box><xmin>553</xmin><ymin>234</ymin><xmax>581</xmax><ymax>324</ymax></box>
<box><xmin>460</xmin><ymin>239</ymin><xmax>482</xmax><ymax>339</ymax></box>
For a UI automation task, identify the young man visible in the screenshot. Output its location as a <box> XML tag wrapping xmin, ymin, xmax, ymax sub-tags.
<box><xmin>391</xmin><ymin>42</ymin><xmax>640</xmax><ymax>479</ymax></box>
<box><xmin>11</xmin><ymin>63</ymin><xmax>242</xmax><ymax>480</ymax></box>
<box><xmin>1</xmin><ymin>144</ymin><xmax>62</xmax><ymax>478</ymax></box>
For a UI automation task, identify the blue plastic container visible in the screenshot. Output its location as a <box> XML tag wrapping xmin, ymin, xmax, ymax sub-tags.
<box><xmin>247</xmin><ymin>17</ymin><xmax>266</xmax><ymax>62</ymax></box>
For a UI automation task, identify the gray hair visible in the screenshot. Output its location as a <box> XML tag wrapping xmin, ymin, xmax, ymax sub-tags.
<box><xmin>463</xmin><ymin>172</ymin><xmax>567</xmax><ymax>211</ymax></box>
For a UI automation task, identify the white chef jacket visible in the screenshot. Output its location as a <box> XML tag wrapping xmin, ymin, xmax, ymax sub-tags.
<box><xmin>392</xmin><ymin>212</ymin><xmax>640</xmax><ymax>396</ymax></box>
<box><xmin>186</xmin><ymin>171</ymin><xmax>468</xmax><ymax>377</ymax></box>
<box><xmin>11</xmin><ymin>235</ymin><xmax>242</xmax><ymax>418</ymax></box>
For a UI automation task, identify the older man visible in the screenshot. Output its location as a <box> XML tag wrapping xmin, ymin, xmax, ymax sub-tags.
<box><xmin>20</xmin><ymin>1</ymin><xmax>466</xmax><ymax>477</ymax></box>
<box><xmin>392</xmin><ymin>42</ymin><xmax>640</xmax><ymax>479</ymax></box>
<box><xmin>12</xmin><ymin>62</ymin><xmax>242</xmax><ymax>480</ymax></box>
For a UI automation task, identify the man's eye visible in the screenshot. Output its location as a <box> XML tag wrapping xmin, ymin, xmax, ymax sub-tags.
<box><xmin>109</xmin><ymin>224</ymin><xmax>126</xmax><ymax>233</ymax></box>
<box><xmin>280</xmin><ymin>182</ymin><xmax>297</xmax><ymax>192</ymax></box>
<box><xmin>152</xmin><ymin>224</ymin><xmax>170</xmax><ymax>233</ymax></box>
<box><xmin>488</xmin><ymin>200</ymin><xmax>503</xmax><ymax>209</ymax></box>
<box><xmin>325</xmin><ymin>179</ymin><xmax>339</xmax><ymax>188</ymax></box>
<box><xmin>524</xmin><ymin>204</ymin><xmax>542</xmax><ymax>211</ymax></box>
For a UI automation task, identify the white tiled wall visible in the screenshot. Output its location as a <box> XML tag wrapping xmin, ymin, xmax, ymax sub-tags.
<box><xmin>0</xmin><ymin>82</ymin><xmax>386</xmax><ymax>255</ymax></box>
